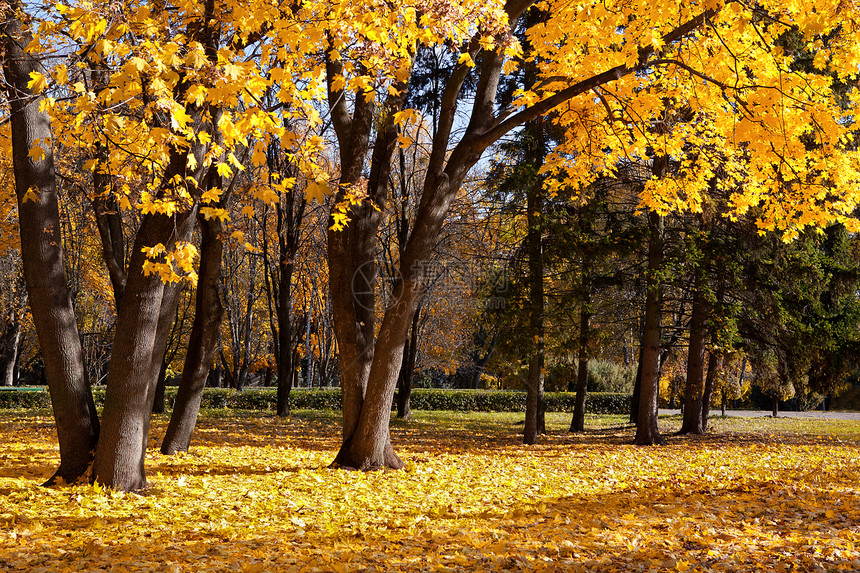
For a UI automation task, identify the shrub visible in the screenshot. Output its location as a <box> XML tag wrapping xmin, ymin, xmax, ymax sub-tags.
<box><xmin>0</xmin><ymin>387</ymin><xmax>51</xmax><ymax>408</ymax></box>
<box><xmin>0</xmin><ymin>386</ymin><xmax>630</xmax><ymax>415</ymax></box>
<box><xmin>587</xmin><ymin>360</ymin><xmax>636</xmax><ymax>394</ymax></box>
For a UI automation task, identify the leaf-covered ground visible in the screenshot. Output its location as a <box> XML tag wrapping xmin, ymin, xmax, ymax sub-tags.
<box><xmin>2</xmin><ymin>409</ymin><xmax>860</xmax><ymax>572</ymax></box>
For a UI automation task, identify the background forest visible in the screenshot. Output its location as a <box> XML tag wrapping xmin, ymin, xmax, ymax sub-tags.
<box><xmin>2</xmin><ymin>61</ymin><xmax>860</xmax><ymax>416</ymax></box>
<box><xmin>2</xmin><ymin>0</ymin><xmax>860</xmax><ymax>490</ymax></box>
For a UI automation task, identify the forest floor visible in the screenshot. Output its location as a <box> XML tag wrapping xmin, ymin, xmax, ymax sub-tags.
<box><xmin>1</xmin><ymin>409</ymin><xmax>859</xmax><ymax>572</ymax></box>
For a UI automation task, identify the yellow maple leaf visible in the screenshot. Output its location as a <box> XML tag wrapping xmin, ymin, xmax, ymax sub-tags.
<box><xmin>27</xmin><ymin>71</ymin><xmax>48</xmax><ymax>94</ymax></box>
<box><xmin>306</xmin><ymin>180</ymin><xmax>329</xmax><ymax>203</ymax></box>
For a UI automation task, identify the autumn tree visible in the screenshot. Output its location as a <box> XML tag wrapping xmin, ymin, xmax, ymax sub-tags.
<box><xmin>6</xmin><ymin>0</ymin><xmax>860</xmax><ymax>489</ymax></box>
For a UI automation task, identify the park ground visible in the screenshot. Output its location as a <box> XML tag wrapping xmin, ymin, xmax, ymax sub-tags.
<box><xmin>1</xmin><ymin>410</ymin><xmax>859</xmax><ymax>572</ymax></box>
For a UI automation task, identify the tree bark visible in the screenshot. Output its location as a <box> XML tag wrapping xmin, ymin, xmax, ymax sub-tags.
<box><xmin>151</xmin><ymin>361</ymin><xmax>168</xmax><ymax>414</ymax></box>
<box><xmin>92</xmin><ymin>206</ymin><xmax>197</xmax><ymax>491</ymax></box>
<box><xmin>275</xmin><ymin>173</ymin><xmax>304</xmax><ymax>415</ymax></box>
<box><xmin>1</xmin><ymin>5</ymin><xmax>100</xmax><ymax>484</ymax></box>
<box><xmin>395</xmin><ymin>310</ymin><xmax>420</xmax><ymax>419</ymax></box>
<box><xmin>570</xmin><ymin>258</ymin><xmax>591</xmax><ymax>432</ymax></box>
<box><xmin>524</xmin><ymin>161</ymin><xmax>545</xmax><ymax>444</ymax></box>
<box><xmin>630</xmin><ymin>345</ymin><xmax>644</xmax><ymax>424</ymax></box>
<box><xmin>0</xmin><ymin>308</ymin><xmax>23</xmax><ymax>387</ymax></box>
<box><xmin>680</xmin><ymin>280</ymin><xmax>707</xmax><ymax>434</ymax></box>
<box><xmin>161</xmin><ymin>212</ymin><xmax>225</xmax><ymax>454</ymax></box>
<box><xmin>635</xmin><ymin>209</ymin><xmax>665</xmax><ymax>446</ymax></box>
<box><xmin>701</xmin><ymin>351</ymin><xmax>721</xmax><ymax>431</ymax></box>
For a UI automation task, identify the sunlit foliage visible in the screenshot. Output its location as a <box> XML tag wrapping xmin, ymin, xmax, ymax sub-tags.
<box><xmin>1</xmin><ymin>411</ymin><xmax>859</xmax><ymax>571</ymax></box>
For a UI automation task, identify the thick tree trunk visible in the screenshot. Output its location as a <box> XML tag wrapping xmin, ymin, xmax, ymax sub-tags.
<box><xmin>524</xmin><ymin>172</ymin><xmax>545</xmax><ymax>444</ymax></box>
<box><xmin>161</xmin><ymin>214</ymin><xmax>225</xmax><ymax>454</ymax></box>
<box><xmin>680</xmin><ymin>282</ymin><xmax>707</xmax><ymax>434</ymax></box>
<box><xmin>635</xmin><ymin>209</ymin><xmax>664</xmax><ymax>446</ymax></box>
<box><xmin>1</xmin><ymin>6</ymin><xmax>100</xmax><ymax>484</ymax></box>
<box><xmin>328</xmin><ymin>201</ymin><xmax>380</xmax><ymax>461</ymax></box>
<box><xmin>92</xmin><ymin>208</ymin><xmax>197</xmax><ymax>491</ymax></box>
<box><xmin>772</xmin><ymin>396</ymin><xmax>778</xmax><ymax>418</ymax></box>
<box><xmin>701</xmin><ymin>351</ymin><xmax>721</xmax><ymax>431</ymax></box>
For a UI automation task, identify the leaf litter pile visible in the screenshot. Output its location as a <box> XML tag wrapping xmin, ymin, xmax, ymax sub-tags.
<box><xmin>2</xmin><ymin>410</ymin><xmax>860</xmax><ymax>572</ymax></box>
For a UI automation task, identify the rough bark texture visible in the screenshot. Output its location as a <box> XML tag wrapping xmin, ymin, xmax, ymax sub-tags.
<box><xmin>161</xmin><ymin>214</ymin><xmax>225</xmax><ymax>454</ymax></box>
<box><xmin>2</xmin><ymin>6</ymin><xmax>100</xmax><ymax>484</ymax></box>
<box><xmin>680</xmin><ymin>281</ymin><xmax>707</xmax><ymax>434</ymax></box>
<box><xmin>92</xmin><ymin>208</ymin><xmax>197</xmax><ymax>491</ymax></box>
<box><xmin>634</xmin><ymin>209</ymin><xmax>665</xmax><ymax>446</ymax></box>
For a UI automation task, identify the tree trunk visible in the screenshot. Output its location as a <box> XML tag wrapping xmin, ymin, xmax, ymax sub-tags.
<box><xmin>275</xmin><ymin>172</ymin><xmax>304</xmax><ymax>415</ymax></box>
<box><xmin>1</xmin><ymin>5</ymin><xmax>100</xmax><ymax>484</ymax></box>
<box><xmin>635</xmin><ymin>209</ymin><xmax>664</xmax><ymax>446</ymax></box>
<box><xmin>0</xmin><ymin>318</ymin><xmax>22</xmax><ymax>387</ymax></box>
<box><xmin>92</xmin><ymin>207</ymin><xmax>197</xmax><ymax>491</ymax></box>
<box><xmin>396</xmin><ymin>310</ymin><xmax>420</xmax><ymax>419</ymax></box>
<box><xmin>570</xmin><ymin>258</ymin><xmax>591</xmax><ymax>433</ymax></box>
<box><xmin>630</xmin><ymin>345</ymin><xmax>644</xmax><ymax>424</ymax></box>
<box><xmin>151</xmin><ymin>362</ymin><xmax>168</xmax><ymax>414</ymax></box>
<box><xmin>772</xmin><ymin>396</ymin><xmax>778</xmax><ymax>418</ymax></box>
<box><xmin>161</xmin><ymin>213</ymin><xmax>225</xmax><ymax>454</ymax></box>
<box><xmin>680</xmin><ymin>281</ymin><xmax>707</xmax><ymax>434</ymax></box>
<box><xmin>524</xmin><ymin>169</ymin><xmax>545</xmax><ymax>444</ymax></box>
<box><xmin>276</xmin><ymin>261</ymin><xmax>294</xmax><ymax>415</ymax></box>
<box><xmin>700</xmin><ymin>351</ymin><xmax>721</xmax><ymax>431</ymax></box>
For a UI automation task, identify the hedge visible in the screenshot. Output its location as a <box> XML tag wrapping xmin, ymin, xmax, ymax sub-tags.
<box><xmin>0</xmin><ymin>387</ymin><xmax>631</xmax><ymax>415</ymax></box>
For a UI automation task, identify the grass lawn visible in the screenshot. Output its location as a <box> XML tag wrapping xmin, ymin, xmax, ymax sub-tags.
<box><xmin>1</xmin><ymin>409</ymin><xmax>859</xmax><ymax>572</ymax></box>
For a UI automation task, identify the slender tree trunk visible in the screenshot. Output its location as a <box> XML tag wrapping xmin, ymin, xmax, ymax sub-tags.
<box><xmin>680</xmin><ymin>281</ymin><xmax>707</xmax><ymax>434</ymax></box>
<box><xmin>276</xmin><ymin>261</ymin><xmax>294</xmax><ymax>415</ymax></box>
<box><xmin>524</xmin><ymin>168</ymin><xmax>545</xmax><ymax>444</ymax></box>
<box><xmin>161</xmin><ymin>213</ymin><xmax>225</xmax><ymax>454</ymax></box>
<box><xmin>772</xmin><ymin>396</ymin><xmax>778</xmax><ymax>418</ymax></box>
<box><xmin>0</xmin><ymin>319</ymin><xmax>22</xmax><ymax>386</ymax></box>
<box><xmin>701</xmin><ymin>351</ymin><xmax>721</xmax><ymax>431</ymax></box>
<box><xmin>635</xmin><ymin>209</ymin><xmax>664</xmax><ymax>446</ymax></box>
<box><xmin>396</xmin><ymin>310</ymin><xmax>420</xmax><ymax>419</ymax></box>
<box><xmin>630</xmin><ymin>345</ymin><xmax>644</xmax><ymax>424</ymax></box>
<box><xmin>275</xmin><ymin>172</ymin><xmax>305</xmax><ymax>415</ymax></box>
<box><xmin>570</xmin><ymin>258</ymin><xmax>591</xmax><ymax>432</ymax></box>
<box><xmin>1</xmin><ymin>5</ymin><xmax>100</xmax><ymax>484</ymax></box>
<box><xmin>151</xmin><ymin>361</ymin><xmax>168</xmax><ymax>414</ymax></box>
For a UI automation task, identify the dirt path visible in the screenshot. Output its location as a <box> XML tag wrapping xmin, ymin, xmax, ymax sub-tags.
<box><xmin>659</xmin><ymin>408</ymin><xmax>860</xmax><ymax>420</ymax></box>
